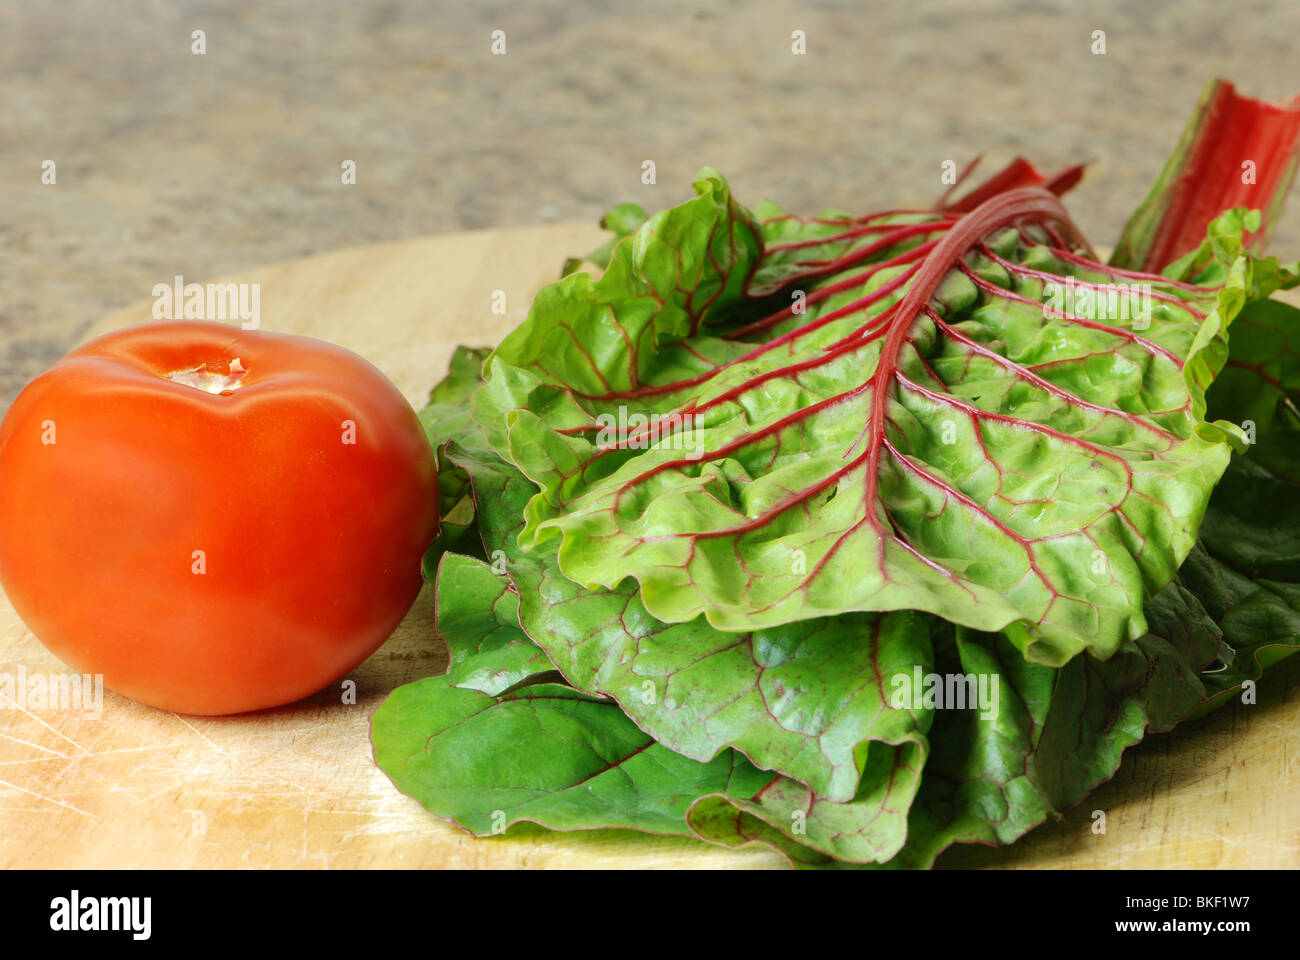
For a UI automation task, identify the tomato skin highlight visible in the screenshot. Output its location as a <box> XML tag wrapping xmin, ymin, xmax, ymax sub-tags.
<box><xmin>0</xmin><ymin>321</ymin><xmax>440</xmax><ymax>715</ymax></box>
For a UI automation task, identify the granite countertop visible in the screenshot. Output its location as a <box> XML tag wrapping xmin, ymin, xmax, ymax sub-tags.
<box><xmin>3</xmin><ymin>0</ymin><xmax>1299</xmax><ymax>406</ymax></box>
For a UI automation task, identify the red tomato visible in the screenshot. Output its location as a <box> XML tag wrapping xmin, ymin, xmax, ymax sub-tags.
<box><xmin>0</xmin><ymin>321</ymin><xmax>439</xmax><ymax>714</ymax></box>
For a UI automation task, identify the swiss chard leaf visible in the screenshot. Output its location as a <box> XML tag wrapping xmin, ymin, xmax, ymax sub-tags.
<box><xmin>420</xmin><ymin>344</ymin><xmax>495</xmax><ymax>547</ymax></box>
<box><xmin>431</xmin><ymin>552</ymin><xmax>554</xmax><ymax>696</ymax></box>
<box><xmin>482</xmin><ymin>172</ymin><xmax>1268</xmax><ymax>665</ymax></box>
<box><xmin>371</xmin><ymin>552</ymin><xmax>772</xmax><ymax>838</ymax></box>
<box><xmin>474</xmin><ymin>170</ymin><xmax>944</xmax><ymax>457</ymax></box>
<box><xmin>561</xmin><ymin>202</ymin><xmax>649</xmax><ymax>277</ymax></box>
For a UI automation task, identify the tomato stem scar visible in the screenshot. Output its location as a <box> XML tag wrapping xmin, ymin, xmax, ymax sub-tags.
<box><xmin>164</xmin><ymin>358</ymin><xmax>249</xmax><ymax>395</ymax></box>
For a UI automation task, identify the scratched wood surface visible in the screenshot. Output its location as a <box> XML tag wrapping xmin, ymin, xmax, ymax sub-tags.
<box><xmin>1</xmin><ymin>224</ymin><xmax>1296</xmax><ymax>869</ymax></box>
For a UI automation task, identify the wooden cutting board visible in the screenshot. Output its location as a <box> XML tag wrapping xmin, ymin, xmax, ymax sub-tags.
<box><xmin>1</xmin><ymin>224</ymin><xmax>1297</xmax><ymax>869</ymax></box>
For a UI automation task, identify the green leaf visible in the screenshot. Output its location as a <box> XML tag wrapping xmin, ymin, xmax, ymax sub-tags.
<box><xmin>432</xmin><ymin>552</ymin><xmax>553</xmax><ymax>696</ymax></box>
<box><xmin>484</xmin><ymin>173</ymin><xmax>1260</xmax><ymax>665</ymax></box>
<box><xmin>561</xmin><ymin>202</ymin><xmax>650</xmax><ymax>277</ymax></box>
<box><xmin>474</xmin><ymin>169</ymin><xmax>937</xmax><ymax>458</ymax></box>
<box><xmin>371</xmin><ymin>553</ymin><xmax>771</xmax><ymax>838</ymax></box>
<box><xmin>375</xmin><ymin>677</ymin><xmax>773</xmax><ymax>838</ymax></box>
<box><xmin>428</xmin><ymin>345</ymin><xmax>493</xmax><ymax>406</ymax></box>
<box><xmin>419</xmin><ymin>346</ymin><xmax>493</xmax><ymax>522</ymax></box>
<box><xmin>418</xmin><ymin>346</ymin><xmax>498</xmax><ymax>562</ymax></box>
<box><xmin>1204</xmin><ymin>296</ymin><xmax>1300</xmax><ymax>441</ymax></box>
<box><xmin>686</xmin><ymin>728</ymin><xmax>928</xmax><ymax>864</ymax></box>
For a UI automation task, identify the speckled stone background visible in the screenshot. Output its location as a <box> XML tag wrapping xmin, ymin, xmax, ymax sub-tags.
<box><xmin>3</xmin><ymin>0</ymin><xmax>1300</xmax><ymax>407</ymax></box>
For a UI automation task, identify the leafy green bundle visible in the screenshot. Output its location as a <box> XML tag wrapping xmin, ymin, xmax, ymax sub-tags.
<box><xmin>372</xmin><ymin>79</ymin><xmax>1300</xmax><ymax>868</ymax></box>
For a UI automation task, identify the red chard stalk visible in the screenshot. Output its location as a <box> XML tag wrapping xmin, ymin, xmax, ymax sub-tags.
<box><xmin>1112</xmin><ymin>78</ymin><xmax>1300</xmax><ymax>272</ymax></box>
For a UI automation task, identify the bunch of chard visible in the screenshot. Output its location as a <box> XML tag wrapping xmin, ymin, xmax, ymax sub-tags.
<box><xmin>372</xmin><ymin>79</ymin><xmax>1300</xmax><ymax>868</ymax></box>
